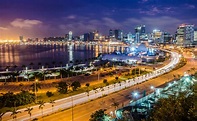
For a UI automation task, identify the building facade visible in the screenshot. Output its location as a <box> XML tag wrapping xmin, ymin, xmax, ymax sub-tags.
<box><xmin>176</xmin><ymin>24</ymin><xmax>194</xmax><ymax>45</ymax></box>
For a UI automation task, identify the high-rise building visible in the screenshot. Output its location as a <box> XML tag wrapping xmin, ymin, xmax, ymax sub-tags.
<box><xmin>135</xmin><ymin>25</ymin><xmax>145</xmax><ymax>34</ymax></box>
<box><xmin>84</xmin><ymin>33</ymin><xmax>89</xmax><ymax>41</ymax></box>
<box><xmin>109</xmin><ymin>29</ymin><xmax>114</xmax><ymax>38</ymax></box>
<box><xmin>135</xmin><ymin>25</ymin><xmax>146</xmax><ymax>43</ymax></box>
<box><xmin>135</xmin><ymin>33</ymin><xmax>140</xmax><ymax>43</ymax></box>
<box><xmin>65</xmin><ymin>34</ymin><xmax>69</xmax><ymax>41</ymax></box>
<box><xmin>69</xmin><ymin>31</ymin><xmax>73</xmax><ymax>41</ymax></box>
<box><xmin>194</xmin><ymin>29</ymin><xmax>197</xmax><ymax>43</ymax></box>
<box><xmin>114</xmin><ymin>29</ymin><xmax>123</xmax><ymax>41</ymax></box>
<box><xmin>176</xmin><ymin>24</ymin><xmax>194</xmax><ymax>45</ymax></box>
<box><xmin>152</xmin><ymin>29</ymin><xmax>163</xmax><ymax>43</ymax></box>
<box><xmin>163</xmin><ymin>32</ymin><xmax>173</xmax><ymax>44</ymax></box>
<box><xmin>127</xmin><ymin>32</ymin><xmax>133</xmax><ymax>42</ymax></box>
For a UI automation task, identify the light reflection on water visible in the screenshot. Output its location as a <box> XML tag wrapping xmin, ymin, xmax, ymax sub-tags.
<box><xmin>0</xmin><ymin>44</ymin><xmax>123</xmax><ymax>71</ymax></box>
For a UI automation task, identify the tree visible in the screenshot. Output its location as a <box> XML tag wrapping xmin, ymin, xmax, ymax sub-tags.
<box><xmin>38</xmin><ymin>62</ymin><xmax>42</xmax><ymax>69</ymax></box>
<box><xmin>30</xmin><ymin>82</ymin><xmax>41</xmax><ymax>93</ymax></box>
<box><xmin>10</xmin><ymin>108</ymin><xmax>21</xmax><ymax>121</ymax></box>
<box><xmin>49</xmin><ymin>99</ymin><xmax>55</xmax><ymax>113</ymax></box>
<box><xmin>103</xmin><ymin>79</ymin><xmax>109</xmax><ymax>86</ymax></box>
<box><xmin>24</xmin><ymin>107</ymin><xmax>33</xmax><ymax>120</ymax></box>
<box><xmin>89</xmin><ymin>109</ymin><xmax>108</xmax><ymax>121</ymax></box>
<box><xmin>22</xmin><ymin>65</ymin><xmax>26</xmax><ymax>70</ymax></box>
<box><xmin>29</xmin><ymin>62</ymin><xmax>34</xmax><ymax>69</ymax></box>
<box><xmin>59</xmin><ymin>61</ymin><xmax>63</xmax><ymax>67</ymax></box>
<box><xmin>52</xmin><ymin>61</ymin><xmax>56</xmax><ymax>68</ymax></box>
<box><xmin>46</xmin><ymin>91</ymin><xmax>54</xmax><ymax>97</ymax></box>
<box><xmin>57</xmin><ymin>81</ymin><xmax>68</xmax><ymax>94</ymax></box>
<box><xmin>115</xmin><ymin>77</ymin><xmax>119</xmax><ymax>81</ymax></box>
<box><xmin>86</xmin><ymin>83</ymin><xmax>90</xmax><ymax>89</ymax></box>
<box><xmin>148</xmin><ymin>91</ymin><xmax>196</xmax><ymax>121</ymax></box>
<box><xmin>45</xmin><ymin>63</ymin><xmax>49</xmax><ymax>68</ymax></box>
<box><xmin>38</xmin><ymin>100</ymin><xmax>45</xmax><ymax>118</ymax></box>
<box><xmin>13</xmin><ymin>65</ymin><xmax>18</xmax><ymax>71</ymax></box>
<box><xmin>71</xmin><ymin>81</ymin><xmax>81</xmax><ymax>91</ymax></box>
<box><xmin>111</xmin><ymin>98</ymin><xmax>119</xmax><ymax>110</ymax></box>
<box><xmin>93</xmin><ymin>88</ymin><xmax>98</xmax><ymax>98</ymax></box>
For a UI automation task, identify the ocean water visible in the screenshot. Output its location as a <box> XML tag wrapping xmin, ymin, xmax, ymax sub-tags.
<box><xmin>0</xmin><ymin>44</ymin><xmax>120</xmax><ymax>71</ymax></box>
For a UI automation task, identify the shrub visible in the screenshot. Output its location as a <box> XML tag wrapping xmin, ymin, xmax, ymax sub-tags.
<box><xmin>46</xmin><ymin>91</ymin><xmax>54</xmax><ymax>97</ymax></box>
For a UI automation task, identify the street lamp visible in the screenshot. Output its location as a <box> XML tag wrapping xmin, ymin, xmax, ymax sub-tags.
<box><xmin>150</xmin><ymin>86</ymin><xmax>154</xmax><ymax>90</ymax></box>
<box><xmin>98</xmin><ymin>68</ymin><xmax>103</xmax><ymax>82</ymax></box>
<box><xmin>34</xmin><ymin>79</ymin><xmax>38</xmax><ymax>103</ymax></box>
<box><xmin>132</xmin><ymin>91</ymin><xmax>138</xmax><ymax>106</ymax></box>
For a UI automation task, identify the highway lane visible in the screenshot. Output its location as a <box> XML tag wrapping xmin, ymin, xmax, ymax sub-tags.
<box><xmin>2</xmin><ymin>51</ymin><xmax>180</xmax><ymax>121</ymax></box>
<box><xmin>40</xmin><ymin>49</ymin><xmax>196</xmax><ymax>121</ymax></box>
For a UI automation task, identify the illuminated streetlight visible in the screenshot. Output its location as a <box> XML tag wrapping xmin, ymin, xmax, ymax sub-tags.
<box><xmin>34</xmin><ymin>79</ymin><xmax>38</xmax><ymax>103</ymax></box>
<box><xmin>150</xmin><ymin>86</ymin><xmax>154</xmax><ymax>90</ymax></box>
<box><xmin>98</xmin><ymin>68</ymin><xmax>103</xmax><ymax>82</ymax></box>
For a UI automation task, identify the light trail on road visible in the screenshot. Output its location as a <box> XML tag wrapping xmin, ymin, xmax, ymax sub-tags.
<box><xmin>2</xmin><ymin>50</ymin><xmax>180</xmax><ymax>121</ymax></box>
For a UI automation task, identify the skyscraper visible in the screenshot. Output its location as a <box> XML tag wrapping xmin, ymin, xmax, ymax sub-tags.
<box><xmin>114</xmin><ymin>29</ymin><xmax>123</xmax><ymax>41</ymax></box>
<box><xmin>69</xmin><ymin>31</ymin><xmax>73</xmax><ymax>41</ymax></box>
<box><xmin>176</xmin><ymin>24</ymin><xmax>194</xmax><ymax>45</ymax></box>
<box><xmin>194</xmin><ymin>28</ymin><xmax>197</xmax><ymax>43</ymax></box>
<box><xmin>135</xmin><ymin>25</ymin><xmax>145</xmax><ymax>34</ymax></box>
<box><xmin>135</xmin><ymin>25</ymin><xmax>146</xmax><ymax>43</ymax></box>
<box><xmin>152</xmin><ymin>29</ymin><xmax>163</xmax><ymax>43</ymax></box>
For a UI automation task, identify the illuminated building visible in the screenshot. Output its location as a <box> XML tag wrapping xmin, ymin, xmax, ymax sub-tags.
<box><xmin>83</xmin><ymin>33</ymin><xmax>89</xmax><ymax>41</ymax></box>
<box><xmin>114</xmin><ymin>29</ymin><xmax>123</xmax><ymax>41</ymax></box>
<box><xmin>152</xmin><ymin>29</ymin><xmax>163</xmax><ymax>43</ymax></box>
<box><xmin>163</xmin><ymin>32</ymin><xmax>173</xmax><ymax>44</ymax></box>
<box><xmin>109</xmin><ymin>29</ymin><xmax>114</xmax><ymax>39</ymax></box>
<box><xmin>109</xmin><ymin>29</ymin><xmax>123</xmax><ymax>41</ymax></box>
<box><xmin>135</xmin><ymin>25</ymin><xmax>145</xmax><ymax>34</ymax></box>
<box><xmin>134</xmin><ymin>25</ymin><xmax>146</xmax><ymax>43</ymax></box>
<box><xmin>176</xmin><ymin>24</ymin><xmax>194</xmax><ymax>45</ymax></box>
<box><xmin>19</xmin><ymin>36</ymin><xmax>24</xmax><ymax>43</ymax></box>
<box><xmin>194</xmin><ymin>28</ymin><xmax>197</xmax><ymax>44</ymax></box>
<box><xmin>69</xmin><ymin>31</ymin><xmax>73</xmax><ymax>41</ymax></box>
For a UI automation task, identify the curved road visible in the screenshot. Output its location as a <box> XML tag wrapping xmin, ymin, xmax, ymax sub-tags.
<box><xmin>2</xmin><ymin>50</ymin><xmax>180</xmax><ymax>121</ymax></box>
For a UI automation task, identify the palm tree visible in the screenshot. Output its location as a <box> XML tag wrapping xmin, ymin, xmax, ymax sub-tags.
<box><xmin>52</xmin><ymin>61</ymin><xmax>56</xmax><ymax>68</ymax></box>
<box><xmin>93</xmin><ymin>88</ymin><xmax>98</xmax><ymax>98</ymax></box>
<box><xmin>49</xmin><ymin>99</ymin><xmax>55</xmax><ymax>113</ymax></box>
<box><xmin>38</xmin><ymin>62</ymin><xmax>42</xmax><ymax>69</ymax></box>
<box><xmin>24</xmin><ymin>107</ymin><xmax>33</xmax><ymax>120</ymax></box>
<box><xmin>29</xmin><ymin>62</ymin><xmax>34</xmax><ymax>69</ymax></box>
<box><xmin>5</xmin><ymin>65</ymin><xmax>10</xmax><ymax>71</ymax></box>
<box><xmin>100</xmin><ymin>87</ymin><xmax>105</xmax><ymax>96</ymax></box>
<box><xmin>22</xmin><ymin>65</ymin><xmax>26</xmax><ymax>70</ymax></box>
<box><xmin>59</xmin><ymin>61</ymin><xmax>63</xmax><ymax>67</ymax></box>
<box><xmin>38</xmin><ymin>100</ymin><xmax>45</xmax><ymax>118</ymax></box>
<box><xmin>10</xmin><ymin>108</ymin><xmax>21</xmax><ymax>121</ymax></box>
<box><xmin>13</xmin><ymin>65</ymin><xmax>18</xmax><ymax>71</ymax></box>
<box><xmin>113</xmin><ymin>83</ymin><xmax>116</xmax><ymax>92</ymax></box>
<box><xmin>111</xmin><ymin>98</ymin><xmax>119</xmax><ymax>110</ymax></box>
<box><xmin>45</xmin><ymin>63</ymin><xmax>49</xmax><ymax>68</ymax></box>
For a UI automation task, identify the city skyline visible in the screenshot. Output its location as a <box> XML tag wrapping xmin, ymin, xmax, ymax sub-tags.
<box><xmin>0</xmin><ymin>0</ymin><xmax>197</xmax><ymax>39</ymax></box>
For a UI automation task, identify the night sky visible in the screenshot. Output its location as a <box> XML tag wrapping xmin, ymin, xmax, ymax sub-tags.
<box><xmin>0</xmin><ymin>0</ymin><xmax>197</xmax><ymax>39</ymax></box>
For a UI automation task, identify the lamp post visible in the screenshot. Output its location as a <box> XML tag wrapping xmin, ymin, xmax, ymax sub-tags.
<box><xmin>98</xmin><ymin>68</ymin><xmax>103</xmax><ymax>82</ymax></box>
<box><xmin>133</xmin><ymin>91</ymin><xmax>138</xmax><ymax>106</ymax></box>
<box><xmin>34</xmin><ymin>79</ymin><xmax>38</xmax><ymax>103</ymax></box>
<box><xmin>150</xmin><ymin>85</ymin><xmax>156</xmax><ymax>99</ymax></box>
